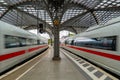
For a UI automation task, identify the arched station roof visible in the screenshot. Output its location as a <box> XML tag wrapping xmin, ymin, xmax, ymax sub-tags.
<box><xmin>0</xmin><ymin>0</ymin><xmax>120</xmax><ymax>35</ymax></box>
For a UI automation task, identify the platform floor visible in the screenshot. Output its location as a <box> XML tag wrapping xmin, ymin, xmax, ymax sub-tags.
<box><xmin>14</xmin><ymin>47</ymin><xmax>87</xmax><ymax>80</ymax></box>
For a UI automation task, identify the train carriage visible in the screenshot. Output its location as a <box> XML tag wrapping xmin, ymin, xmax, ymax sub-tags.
<box><xmin>62</xmin><ymin>17</ymin><xmax>120</xmax><ymax>76</ymax></box>
<box><xmin>0</xmin><ymin>21</ymin><xmax>48</xmax><ymax>74</ymax></box>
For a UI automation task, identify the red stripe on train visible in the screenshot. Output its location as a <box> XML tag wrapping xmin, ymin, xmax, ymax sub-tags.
<box><xmin>0</xmin><ymin>45</ymin><xmax>47</xmax><ymax>61</ymax></box>
<box><xmin>0</xmin><ymin>50</ymin><xmax>25</xmax><ymax>61</ymax></box>
<box><xmin>28</xmin><ymin>45</ymin><xmax>47</xmax><ymax>52</ymax></box>
<box><xmin>67</xmin><ymin>45</ymin><xmax>120</xmax><ymax>61</ymax></box>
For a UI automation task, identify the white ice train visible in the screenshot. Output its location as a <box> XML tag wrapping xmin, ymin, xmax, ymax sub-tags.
<box><xmin>62</xmin><ymin>17</ymin><xmax>120</xmax><ymax>76</ymax></box>
<box><xmin>0</xmin><ymin>21</ymin><xmax>48</xmax><ymax>74</ymax></box>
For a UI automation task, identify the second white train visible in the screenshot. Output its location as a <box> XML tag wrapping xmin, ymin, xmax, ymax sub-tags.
<box><xmin>62</xmin><ymin>17</ymin><xmax>120</xmax><ymax>76</ymax></box>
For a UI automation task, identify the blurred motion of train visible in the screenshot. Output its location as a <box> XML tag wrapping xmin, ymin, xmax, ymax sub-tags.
<box><xmin>0</xmin><ymin>21</ymin><xmax>48</xmax><ymax>74</ymax></box>
<box><xmin>61</xmin><ymin>17</ymin><xmax>120</xmax><ymax>76</ymax></box>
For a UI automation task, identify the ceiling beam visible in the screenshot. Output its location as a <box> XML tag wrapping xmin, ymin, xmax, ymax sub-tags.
<box><xmin>59</xmin><ymin>0</ymin><xmax>72</xmax><ymax>23</ymax></box>
<box><xmin>61</xmin><ymin>11</ymin><xmax>89</xmax><ymax>26</ymax></box>
<box><xmin>0</xmin><ymin>0</ymin><xmax>45</xmax><ymax>20</ymax></box>
<box><xmin>0</xmin><ymin>8</ymin><xmax>10</xmax><ymax>20</ymax></box>
<box><xmin>0</xmin><ymin>2</ymin><xmax>24</xmax><ymax>20</ymax></box>
<box><xmin>70</xmin><ymin>26</ymin><xmax>77</xmax><ymax>34</ymax></box>
<box><xmin>95</xmin><ymin>6</ymin><xmax>120</xmax><ymax>11</ymax></box>
<box><xmin>15</xmin><ymin>8</ymin><xmax>52</xmax><ymax>27</ymax></box>
<box><xmin>43</xmin><ymin>0</ymin><xmax>53</xmax><ymax>21</ymax></box>
<box><xmin>0</xmin><ymin>2</ymin><xmax>52</xmax><ymax>28</ymax></box>
<box><xmin>0</xmin><ymin>4</ymin><xmax>11</xmax><ymax>20</ymax></box>
<box><xmin>58</xmin><ymin>0</ymin><xmax>96</xmax><ymax>24</ymax></box>
<box><xmin>70</xmin><ymin>2</ymin><xmax>92</xmax><ymax>11</ymax></box>
<box><xmin>90</xmin><ymin>11</ymin><xmax>99</xmax><ymax>25</ymax></box>
<box><xmin>0</xmin><ymin>1</ymin><xmax>53</xmax><ymax>34</ymax></box>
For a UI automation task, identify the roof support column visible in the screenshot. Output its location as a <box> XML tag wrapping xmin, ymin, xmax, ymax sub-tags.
<box><xmin>52</xmin><ymin>25</ymin><xmax>61</xmax><ymax>60</ymax></box>
<box><xmin>52</xmin><ymin>15</ymin><xmax>61</xmax><ymax>60</ymax></box>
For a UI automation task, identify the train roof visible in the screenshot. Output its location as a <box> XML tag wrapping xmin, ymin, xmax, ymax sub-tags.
<box><xmin>105</xmin><ymin>16</ymin><xmax>120</xmax><ymax>25</ymax></box>
<box><xmin>74</xmin><ymin>37</ymin><xmax>95</xmax><ymax>41</ymax></box>
<box><xmin>0</xmin><ymin>21</ymin><xmax>37</xmax><ymax>39</ymax></box>
<box><xmin>85</xmin><ymin>16</ymin><xmax>120</xmax><ymax>32</ymax></box>
<box><xmin>85</xmin><ymin>25</ymin><xmax>100</xmax><ymax>32</ymax></box>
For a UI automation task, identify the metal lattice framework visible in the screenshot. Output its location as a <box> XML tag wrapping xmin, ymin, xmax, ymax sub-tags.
<box><xmin>1</xmin><ymin>0</ymin><xmax>120</xmax><ymax>34</ymax></box>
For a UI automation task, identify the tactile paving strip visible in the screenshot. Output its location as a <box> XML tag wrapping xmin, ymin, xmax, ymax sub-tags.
<box><xmin>61</xmin><ymin>49</ymin><xmax>119</xmax><ymax>80</ymax></box>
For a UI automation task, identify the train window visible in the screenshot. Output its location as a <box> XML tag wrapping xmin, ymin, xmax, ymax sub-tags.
<box><xmin>65</xmin><ymin>39</ymin><xmax>73</xmax><ymax>45</ymax></box>
<box><xmin>19</xmin><ymin>38</ymin><xmax>27</xmax><ymax>46</ymax></box>
<box><xmin>71</xmin><ymin>40</ymin><xmax>74</xmax><ymax>45</ymax></box>
<box><xmin>40</xmin><ymin>41</ymin><xmax>44</xmax><ymax>45</ymax></box>
<box><xmin>103</xmin><ymin>36</ymin><xmax>116</xmax><ymax>51</ymax></box>
<box><xmin>30</xmin><ymin>39</ymin><xmax>37</xmax><ymax>45</ymax></box>
<box><xmin>5</xmin><ymin>35</ymin><xmax>20</xmax><ymax>48</ymax></box>
<box><xmin>74</xmin><ymin>36</ymin><xmax>116</xmax><ymax>51</ymax></box>
<box><xmin>37</xmin><ymin>40</ymin><xmax>41</xmax><ymax>45</ymax></box>
<box><xmin>26</xmin><ymin>39</ymin><xmax>38</xmax><ymax>45</ymax></box>
<box><xmin>26</xmin><ymin>39</ymin><xmax>32</xmax><ymax>46</ymax></box>
<box><xmin>34</xmin><ymin>40</ymin><xmax>37</xmax><ymax>45</ymax></box>
<box><xmin>4</xmin><ymin>35</ymin><xmax>41</xmax><ymax>48</ymax></box>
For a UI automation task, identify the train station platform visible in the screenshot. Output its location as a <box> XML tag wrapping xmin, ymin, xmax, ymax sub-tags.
<box><xmin>0</xmin><ymin>47</ymin><xmax>88</xmax><ymax>80</ymax></box>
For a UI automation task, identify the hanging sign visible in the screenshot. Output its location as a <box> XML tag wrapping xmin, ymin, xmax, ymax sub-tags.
<box><xmin>53</xmin><ymin>18</ymin><xmax>60</xmax><ymax>26</ymax></box>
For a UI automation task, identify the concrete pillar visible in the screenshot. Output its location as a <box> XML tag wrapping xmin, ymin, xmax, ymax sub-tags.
<box><xmin>52</xmin><ymin>26</ymin><xmax>61</xmax><ymax>60</ymax></box>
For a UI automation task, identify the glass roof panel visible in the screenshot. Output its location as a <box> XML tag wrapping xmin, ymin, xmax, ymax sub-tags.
<box><xmin>0</xmin><ymin>0</ymin><xmax>7</xmax><ymax>5</ymax></box>
<box><xmin>3</xmin><ymin>0</ymin><xmax>26</xmax><ymax>5</ymax></box>
<box><xmin>0</xmin><ymin>0</ymin><xmax>7</xmax><ymax>15</ymax></box>
<box><xmin>63</xmin><ymin>13</ymin><xmax>97</xmax><ymax>28</ymax></box>
<box><xmin>95</xmin><ymin>10</ymin><xmax>120</xmax><ymax>24</ymax></box>
<box><xmin>71</xmin><ymin>0</ymin><xmax>99</xmax><ymax>9</ymax></box>
<box><xmin>17</xmin><ymin>6</ymin><xmax>53</xmax><ymax>26</ymax></box>
<box><xmin>61</xmin><ymin>7</ymin><xmax>86</xmax><ymax>23</ymax></box>
<box><xmin>1</xmin><ymin>9</ymin><xmax>30</xmax><ymax>26</ymax></box>
<box><xmin>1</xmin><ymin>0</ymin><xmax>120</xmax><ymax>32</ymax></box>
<box><xmin>0</xmin><ymin>6</ymin><xmax>7</xmax><ymax>17</ymax></box>
<box><xmin>1</xmin><ymin>9</ymin><xmax>44</xmax><ymax>27</ymax></box>
<box><xmin>95</xmin><ymin>0</ymin><xmax>120</xmax><ymax>9</ymax></box>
